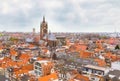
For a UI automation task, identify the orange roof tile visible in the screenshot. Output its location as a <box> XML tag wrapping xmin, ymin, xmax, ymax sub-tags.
<box><xmin>10</xmin><ymin>50</ymin><xmax>17</xmax><ymax>56</ymax></box>
<box><xmin>21</xmin><ymin>64</ymin><xmax>33</xmax><ymax>71</ymax></box>
<box><xmin>38</xmin><ymin>73</ymin><xmax>58</xmax><ymax>81</ymax></box>
<box><xmin>80</xmin><ymin>51</ymin><xmax>93</xmax><ymax>58</ymax></box>
<box><xmin>68</xmin><ymin>79</ymin><xmax>74</xmax><ymax>81</ymax></box>
<box><xmin>20</xmin><ymin>54</ymin><xmax>31</xmax><ymax>59</ymax></box>
<box><xmin>94</xmin><ymin>58</ymin><xmax>106</xmax><ymax>67</ymax></box>
<box><xmin>28</xmin><ymin>44</ymin><xmax>34</xmax><ymax>48</ymax></box>
<box><xmin>74</xmin><ymin>74</ymin><xmax>90</xmax><ymax>81</ymax></box>
<box><xmin>0</xmin><ymin>48</ymin><xmax>3</xmax><ymax>50</ymax></box>
<box><xmin>7</xmin><ymin>61</ymin><xmax>17</xmax><ymax>67</ymax></box>
<box><xmin>1</xmin><ymin>63</ymin><xmax>8</xmax><ymax>68</ymax></box>
<box><xmin>105</xmin><ymin>52</ymin><xmax>112</xmax><ymax>58</ymax></box>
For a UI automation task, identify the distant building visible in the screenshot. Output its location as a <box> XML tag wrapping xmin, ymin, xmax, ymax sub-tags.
<box><xmin>33</xmin><ymin>28</ymin><xmax>35</xmax><ymax>36</ymax></box>
<box><xmin>56</xmin><ymin>35</ymin><xmax>66</xmax><ymax>46</ymax></box>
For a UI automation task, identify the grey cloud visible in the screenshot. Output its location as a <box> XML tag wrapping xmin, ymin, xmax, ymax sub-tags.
<box><xmin>0</xmin><ymin>0</ymin><xmax>120</xmax><ymax>32</ymax></box>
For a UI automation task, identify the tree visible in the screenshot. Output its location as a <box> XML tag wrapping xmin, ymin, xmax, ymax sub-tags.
<box><xmin>9</xmin><ymin>37</ymin><xmax>18</xmax><ymax>42</ymax></box>
<box><xmin>115</xmin><ymin>45</ymin><xmax>120</xmax><ymax>50</ymax></box>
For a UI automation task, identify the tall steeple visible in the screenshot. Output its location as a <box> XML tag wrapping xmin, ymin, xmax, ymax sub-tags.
<box><xmin>43</xmin><ymin>16</ymin><xmax>45</xmax><ymax>23</ymax></box>
<box><xmin>33</xmin><ymin>28</ymin><xmax>35</xmax><ymax>36</ymax></box>
<box><xmin>40</xmin><ymin>16</ymin><xmax>48</xmax><ymax>40</ymax></box>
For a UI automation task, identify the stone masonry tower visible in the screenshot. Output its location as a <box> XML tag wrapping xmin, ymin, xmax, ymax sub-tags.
<box><xmin>40</xmin><ymin>16</ymin><xmax>48</xmax><ymax>39</ymax></box>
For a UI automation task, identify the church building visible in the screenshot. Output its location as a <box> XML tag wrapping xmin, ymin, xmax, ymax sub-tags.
<box><xmin>40</xmin><ymin>16</ymin><xmax>57</xmax><ymax>47</ymax></box>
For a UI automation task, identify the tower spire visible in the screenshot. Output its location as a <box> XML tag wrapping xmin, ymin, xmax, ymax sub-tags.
<box><xmin>43</xmin><ymin>16</ymin><xmax>45</xmax><ymax>22</ymax></box>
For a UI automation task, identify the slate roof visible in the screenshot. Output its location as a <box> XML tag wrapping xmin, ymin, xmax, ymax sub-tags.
<box><xmin>43</xmin><ymin>34</ymin><xmax>57</xmax><ymax>41</ymax></box>
<box><xmin>105</xmin><ymin>70</ymin><xmax>120</xmax><ymax>81</ymax></box>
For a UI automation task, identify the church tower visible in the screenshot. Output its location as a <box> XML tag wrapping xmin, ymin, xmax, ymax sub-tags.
<box><xmin>40</xmin><ymin>16</ymin><xmax>48</xmax><ymax>39</ymax></box>
<box><xmin>33</xmin><ymin>28</ymin><xmax>35</xmax><ymax>36</ymax></box>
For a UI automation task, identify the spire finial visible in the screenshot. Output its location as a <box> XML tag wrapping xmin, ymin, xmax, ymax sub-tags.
<box><xmin>43</xmin><ymin>16</ymin><xmax>45</xmax><ymax>22</ymax></box>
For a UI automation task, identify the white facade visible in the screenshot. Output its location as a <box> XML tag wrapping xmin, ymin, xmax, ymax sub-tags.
<box><xmin>82</xmin><ymin>65</ymin><xmax>109</xmax><ymax>76</ymax></box>
<box><xmin>34</xmin><ymin>60</ymin><xmax>53</xmax><ymax>77</ymax></box>
<box><xmin>111</xmin><ymin>61</ymin><xmax>120</xmax><ymax>70</ymax></box>
<box><xmin>34</xmin><ymin>60</ymin><xmax>49</xmax><ymax>77</ymax></box>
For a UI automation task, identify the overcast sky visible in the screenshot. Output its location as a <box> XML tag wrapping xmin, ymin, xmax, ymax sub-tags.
<box><xmin>0</xmin><ymin>0</ymin><xmax>120</xmax><ymax>32</ymax></box>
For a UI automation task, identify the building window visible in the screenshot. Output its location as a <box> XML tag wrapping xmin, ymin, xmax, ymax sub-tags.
<box><xmin>96</xmin><ymin>71</ymin><xmax>103</xmax><ymax>75</ymax></box>
<box><xmin>35</xmin><ymin>62</ymin><xmax>41</xmax><ymax>66</ymax></box>
<box><xmin>35</xmin><ymin>66</ymin><xmax>38</xmax><ymax>69</ymax></box>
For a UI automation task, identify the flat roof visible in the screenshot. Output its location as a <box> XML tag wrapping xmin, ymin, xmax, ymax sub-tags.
<box><xmin>84</xmin><ymin>64</ymin><xmax>107</xmax><ymax>71</ymax></box>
